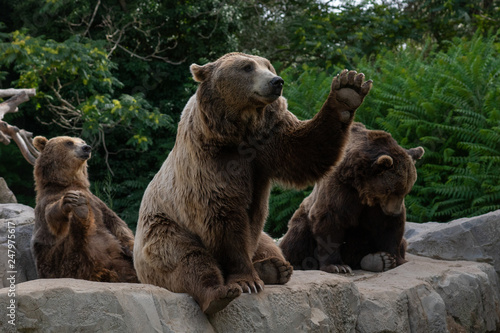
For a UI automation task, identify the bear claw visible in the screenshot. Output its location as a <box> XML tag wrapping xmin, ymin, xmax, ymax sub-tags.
<box><xmin>321</xmin><ymin>264</ymin><xmax>353</xmax><ymax>274</ymax></box>
<box><xmin>330</xmin><ymin>69</ymin><xmax>372</xmax><ymax>121</ymax></box>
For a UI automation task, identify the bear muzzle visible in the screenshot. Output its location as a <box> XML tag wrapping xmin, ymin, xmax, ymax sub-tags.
<box><xmin>254</xmin><ymin>76</ymin><xmax>284</xmax><ymax>105</ymax></box>
<box><xmin>380</xmin><ymin>196</ymin><xmax>404</xmax><ymax>216</ymax></box>
<box><xmin>78</xmin><ymin>144</ymin><xmax>92</xmax><ymax>160</ymax></box>
<box><xmin>270</xmin><ymin>76</ymin><xmax>284</xmax><ymax>96</ymax></box>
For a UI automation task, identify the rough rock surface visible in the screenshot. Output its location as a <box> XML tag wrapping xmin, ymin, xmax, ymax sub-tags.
<box><xmin>0</xmin><ymin>178</ymin><xmax>16</xmax><ymax>204</ymax></box>
<box><xmin>1</xmin><ymin>204</ymin><xmax>500</xmax><ymax>332</ymax></box>
<box><xmin>405</xmin><ymin>209</ymin><xmax>500</xmax><ymax>279</ymax></box>
<box><xmin>0</xmin><ymin>255</ymin><xmax>498</xmax><ymax>333</ymax></box>
<box><xmin>0</xmin><ymin>204</ymin><xmax>37</xmax><ymax>288</ymax></box>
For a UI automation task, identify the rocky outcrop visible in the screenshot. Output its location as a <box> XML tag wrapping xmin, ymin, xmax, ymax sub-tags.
<box><xmin>1</xmin><ymin>204</ymin><xmax>500</xmax><ymax>332</ymax></box>
<box><xmin>0</xmin><ymin>203</ymin><xmax>38</xmax><ymax>288</ymax></box>
<box><xmin>0</xmin><ymin>178</ymin><xmax>16</xmax><ymax>204</ymax></box>
<box><xmin>0</xmin><ymin>255</ymin><xmax>498</xmax><ymax>333</ymax></box>
<box><xmin>405</xmin><ymin>209</ymin><xmax>500</xmax><ymax>279</ymax></box>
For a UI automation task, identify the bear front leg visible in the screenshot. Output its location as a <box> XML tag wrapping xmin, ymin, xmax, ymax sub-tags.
<box><xmin>265</xmin><ymin>70</ymin><xmax>373</xmax><ymax>187</ymax></box>
<box><xmin>310</xmin><ymin>211</ymin><xmax>353</xmax><ymax>274</ymax></box>
<box><xmin>211</xmin><ymin>227</ymin><xmax>265</xmax><ymax>294</ymax></box>
<box><xmin>221</xmin><ymin>249</ymin><xmax>264</xmax><ymax>294</ymax></box>
<box><xmin>44</xmin><ymin>190</ymin><xmax>91</xmax><ymax>237</ymax></box>
<box><xmin>314</xmin><ymin>231</ymin><xmax>352</xmax><ymax>274</ymax></box>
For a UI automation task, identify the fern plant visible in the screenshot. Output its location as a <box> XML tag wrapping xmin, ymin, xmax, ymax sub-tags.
<box><xmin>356</xmin><ymin>32</ymin><xmax>500</xmax><ymax>222</ymax></box>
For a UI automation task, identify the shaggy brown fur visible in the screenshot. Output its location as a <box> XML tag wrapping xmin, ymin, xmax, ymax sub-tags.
<box><xmin>133</xmin><ymin>53</ymin><xmax>372</xmax><ymax>314</ymax></box>
<box><xmin>31</xmin><ymin>136</ymin><xmax>138</xmax><ymax>283</ymax></box>
<box><xmin>280</xmin><ymin>123</ymin><xmax>424</xmax><ymax>273</ymax></box>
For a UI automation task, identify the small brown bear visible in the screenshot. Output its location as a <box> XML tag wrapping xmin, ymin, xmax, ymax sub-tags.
<box><xmin>31</xmin><ymin>136</ymin><xmax>138</xmax><ymax>283</ymax></box>
<box><xmin>280</xmin><ymin>123</ymin><xmax>424</xmax><ymax>273</ymax></box>
<box><xmin>134</xmin><ymin>52</ymin><xmax>372</xmax><ymax>314</ymax></box>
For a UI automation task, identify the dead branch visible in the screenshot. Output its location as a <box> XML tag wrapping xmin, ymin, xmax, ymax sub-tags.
<box><xmin>0</xmin><ymin>91</ymin><xmax>31</xmax><ymax>118</ymax></box>
<box><xmin>0</xmin><ymin>122</ymin><xmax>39</xmax><ymax>165</ymax></box>
<box><xmin>0</xmin><ymin>89</ymin><xmax>40</xmax><ymax>165</ymax></box>
<box><xmin>0</xmin><ymin>89</ymin><xmax>36</xmax><ymax>99</ymax></box>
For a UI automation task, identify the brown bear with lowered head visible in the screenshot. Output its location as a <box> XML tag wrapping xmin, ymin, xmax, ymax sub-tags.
<box><xmin>133</xmin><ymin>52</ymin><xmax>372</xmax><ymax>314</ymax></box>
<box><xmin>31</xmin><ymin>136</ymin><xmax>138</xmax><ymax>283</ymax></box>
<box><xmin>280</xmin><ymin>123</ymin><xmax>424</xmax><ymax>273</ymax></box>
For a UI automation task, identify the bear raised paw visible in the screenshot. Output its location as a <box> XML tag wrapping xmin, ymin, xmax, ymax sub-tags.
<box><xmin>330</xmin><ymin>69</ymin><xmax>373</xmax><ymax>123</ymax></box>
<box><xmin>133</xmin><ymin>53</ymin><xmax>372</xmax><ymax>314</ymax></box>
<box><xmin>31</xmin><ymin>136</ymin><xmax>138</xmax><ymax>283</ymax></box>
<box><xmin>280</xmin><ymin>123</ymin><xmax>424</xmax><ymax>274</ymax></box>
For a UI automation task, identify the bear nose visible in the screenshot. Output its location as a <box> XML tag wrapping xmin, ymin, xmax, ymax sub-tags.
<box><xmin>82</xmin><ymin>145</ymin><xmax>92</xmax><ymax>153</ymax></box>
<box><xmin>270</xmin><ymin>76</ymin><xmax>284</xmax><ymax>88</ymax></box>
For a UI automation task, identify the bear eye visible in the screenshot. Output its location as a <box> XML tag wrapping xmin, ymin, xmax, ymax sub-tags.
<box><xmin>65</xmin><ymin>141</ymin><xmax>74</xmax><ymax>147</ymax></box>
<box><xmin>243</xmin><ymin>64</ymin><xmax>253</xmax><ymax>72</ymax></box>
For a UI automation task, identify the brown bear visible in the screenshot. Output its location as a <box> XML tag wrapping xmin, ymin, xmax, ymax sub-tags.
<box><xmin>31</xmin><ymin>136</ymin><xmax>138</xmax><ymax>283</ymax></box>
<box><xmin>280</xmin><ymin>123</ymin><xmax>425</xmax><ymax>273</ymax></box>
<box><xmin>133</xmin><ymin>52</ymin><xmax>372</xmax><ymax>314</ymax></box>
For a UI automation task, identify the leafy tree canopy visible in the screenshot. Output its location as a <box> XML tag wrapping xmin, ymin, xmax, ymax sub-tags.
<box><xmin>0</xmin><ymin>0</ymin><xmax>499</xmax><ymax>232</ymax></box>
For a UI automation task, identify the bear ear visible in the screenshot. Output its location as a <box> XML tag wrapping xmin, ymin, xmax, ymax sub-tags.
<box><xmin>373</xmin><ymin>155</ymin><xmax>393</xmax><ymax>169</ymax></box>
<box><xmin>407</xmin><ymin>146</ymin><xmax>425</xmax><ymax>162</ymax></box>
<box><xmin>33</xmin><ymin>136</ymin><xmax>48</xmax><ymax>152</ymax></box>
<box><xmin>190</xmin><ymin>63</ymin><xmax>213</xmax><ymax>83</ymax></box>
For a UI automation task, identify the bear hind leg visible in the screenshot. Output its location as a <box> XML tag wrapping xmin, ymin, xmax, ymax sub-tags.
<box><xmin>139</xmin><ymin>215</ymin><xmax>242</xmax><ymax>314</ymax></box>
<box><xmin>252</xmin><ymin>233</ymin><xmax>293</xmax><ymax>285</ymax></box>
<box><xmin>359</xmin><ymin>252</ymin><xmax>396</xmax><ymax>272</ymax></box>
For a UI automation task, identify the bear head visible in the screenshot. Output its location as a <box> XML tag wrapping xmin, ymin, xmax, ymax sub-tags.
<box><xmin>338</xmin><ymin>123</ymin><xmax>424</xmax><ymax>216</ymax></box>
<box><xmin>190</xmin><ymin>52</ymin><xmax>284</xmax><ymax>113</ymax></box>
<box><xmin>33</xmin><ymin>136</ymin><xmax>92</xmax><ymax>190</ymax></box>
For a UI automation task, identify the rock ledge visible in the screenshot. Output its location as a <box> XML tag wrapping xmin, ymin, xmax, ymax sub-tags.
<box><xmin>1</xmin><ymin>254</ymin><xmax>498</xmax><ymax>333</ymax></box>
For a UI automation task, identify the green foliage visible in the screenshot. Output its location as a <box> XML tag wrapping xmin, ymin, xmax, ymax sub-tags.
<box><xmin>266</xmin><ymin>187</ymin><xmax>312</xmax><ymax>238</ymax></box>
<box><xmin>356</xmin><ymin>32</ymin><xmax>500</xmax><ymax>222</ymax></box>
<box><xmin>263</xmin><ymin>0</ymin><xmax>423</xmax><ymax>69</ymax></box>
<box><xmin>0</xmin><ymin>32</ymin><xmax>172</xmax><ymax>150</ymax></box>
<box><xmin>1</xmin><ymin>0</ymin><xmax>499</xmax><ymax>232</ymax></box>
<box><xmin>403</xmin><ymin>0</ymin><xmax>500</xmax><ymax>43</ymax></box>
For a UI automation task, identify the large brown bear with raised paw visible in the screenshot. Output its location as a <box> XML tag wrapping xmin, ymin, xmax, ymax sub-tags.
<box><xmin>133</xmin><ymin>52</ymin><xmax>372</xmax><ymax>314</ymax></box>
<box><xmin>31</xmin><ymin>136</ymin><xmax>138</xmax><ymax>283</ymax></box>
<box><xmin>280</xmin><ymin>123</ymin><xmax>424</xmax><ymax>273</ymax></box>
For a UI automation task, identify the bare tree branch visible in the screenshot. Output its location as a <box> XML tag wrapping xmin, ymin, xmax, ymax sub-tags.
<box><xmin>0</xmin><ymin>122</ymin><xmax>39</xmax><ymax>165</ymax></box>
<box><xmin>104</xmin><ymin>14</ymin><xmax>185</xmax><ymax>64</ymax></box>
<box><xmin>83</xmin><ymin>0</ymin><xmax>102</xmax><ymax>38</ymax></box>
<box><xmin>0</xmin><ymin>91</ymin><xmax>30</xmax><ymax>118</ymax></box>
<box><xmin>0</xmin><ymin>90</ymin><xmax>40</xmax><ymax>165</ymax></box>
<box><xmin>0</xmin><ymin>89</ymin><xmax>36</xmax><ymax>99</ymax></box>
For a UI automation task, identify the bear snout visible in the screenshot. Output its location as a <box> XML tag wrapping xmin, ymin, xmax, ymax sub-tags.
<box><xmin>381</xmin><ymin>195</ymin><xmax>404</xmax><ymax>216</ymax></box>
<box><xmin>78</xmin><ymin>144</ymin><xmax>92</xmax><ymax>160</ymax></box>
<box><xmin>270</xmin><ymin>76</ymin><xmax>284</xmax><ymax>95</ymax></box>
<box><xmin>82</xmin><ymin>145</ymin><xmax>92</xmax><ymax>153</ymax></box>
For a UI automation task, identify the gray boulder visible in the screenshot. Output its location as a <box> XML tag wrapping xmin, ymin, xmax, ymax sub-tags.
<box><xmin>0</xmin><ymin>203</ymin><xmax>38</xmax><ymax>288</ymax></box>
<box><xmin>0</xmin><ymin>178</ymin><xmax>16</xmax><ymax>204</ymax></box>
<box><xmin>0</xmin><ymin>255</ymin><xmax>498</xmax><ymax>333</ymax></box>
<box><xmin>1</xmin><ymin>204</ymin><xmax>500</xmax><ymax>332</ymax></box>
<box><xmin>405</xmin><ymin>209</ymin><xmax>500</xmax><ymax>279</ymax></box>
